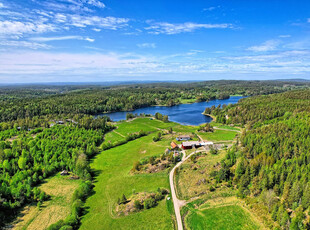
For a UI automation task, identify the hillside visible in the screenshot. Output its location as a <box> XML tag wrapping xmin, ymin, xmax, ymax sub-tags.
<box><xmin>211</xmin><ymin>89</ymin><xmax>310</xmax><ymax>229</ymax></box>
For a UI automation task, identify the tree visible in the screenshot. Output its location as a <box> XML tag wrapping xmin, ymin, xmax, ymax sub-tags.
<box><xmin>261</xmin><ymin>189</ymin><xmax>277</xmax><ymax>212</ymax></box>
<box><xmin>302</xmin><ymin>182</ymin><xmax>310</xmax><ymax>210</ymax></box>
<box><xmin>121</xmin><ymin>194</ymin><xmax>127</xmax><ymax>204</ymax></box>
<box><xmin>18</xmin><ymin>157</ymin><xmax>27</xmax><ymax>170</ymax></box>
<box><xmin>163</xmin><ymin>115</ymin><xmax>169</xmax><ymax>123</ymax></box>
<box><xmin>168</xmin><ymin>127</ymin><xmax>173</xmax><ymax>134</ymax></box>
<box><xmin>133</xmin><ymin>161</ymin><xmax>141</xmax><ymax>171</ymax></box>
<box><xmin>134</xmin><ymin>200</ymin><xmax>142</xmax><ymax>210</ymax></box>
<box><xmin>3</xmin><ymin>159</ymin><xmax>11</xmax><ymax>171</ymax></box>
<box><xmin>144</xmin><ymin>197</ymin><xmax>156</xmax><ymax>209</ymax></box>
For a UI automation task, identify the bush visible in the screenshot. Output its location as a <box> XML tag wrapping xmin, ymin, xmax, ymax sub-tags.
<box><xmin>134</xmin><ymin>200</ymin><xmax>143</xmax><ymax>210</ymax></box>
<box><xmin>155</xmin><ymin>192</ymin><xmax>163</xmax><ymax>201</ymax></box>
<box><xmin>144</xmin><ymin>198</ymin><xmax>156</xmax><ymax>209</ymax></box>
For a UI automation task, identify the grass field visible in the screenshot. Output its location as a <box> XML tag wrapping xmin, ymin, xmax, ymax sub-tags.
<box><xmin>198</xmin><ymin>129</ymin><xmax>238</xmax><ymax>142</ymax></box>
<box><xmin>179</xmin><ymin>98</ymin><xmax>197</xmax><ymax>104</ymax></box>
<box><xmin>105</xmin><ymin>117</ymin><xmax>199</xmax><ymax>145</ymax></box>
<box><xmin>210</xmin><ymin>122</ymin><xmax>241</xmax><ymax>131</ymax></box>
<box><xmin>12</xmin><ymin>174</ymin><xmax>80</xmax><ymax>230</ymax></box>
<box><xmin>175</xmin><ymin>149</ymin><xmax>233</xmax><ymax>200</ymax></box>
<box><xmin>185</xmin><ymin>204</ymin><xmax>261</xmax><ymax>230</ymax></box>
<box><xmin>80</xmin><ymin>119</ymin><xmax>177</xmax><ymax>229</ymax></box>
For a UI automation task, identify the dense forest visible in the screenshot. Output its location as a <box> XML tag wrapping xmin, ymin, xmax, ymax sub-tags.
<box><xmin>211</xmin><ymin>89</ymin><xmax>310</xmax><ymax>229</ymax></box>
<box><xmin>0</xmin><ymin>80</ymin><xmax>308</xmax><ymax>122</ymax></box>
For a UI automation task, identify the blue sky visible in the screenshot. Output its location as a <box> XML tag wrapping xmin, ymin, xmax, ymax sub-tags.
<box><xmin>0</xmin><ymin>0</ymin><xmax>310</xmax><ymax>83</ymax></box>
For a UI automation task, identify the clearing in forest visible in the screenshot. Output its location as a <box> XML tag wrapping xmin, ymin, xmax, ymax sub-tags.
<box><xmin>12</xmin><ymin>174</ymin><xmax>80</xmax><ymax>230</ymax></box>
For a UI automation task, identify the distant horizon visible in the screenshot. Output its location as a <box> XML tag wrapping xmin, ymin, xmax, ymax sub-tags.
<box><xmin>0</xmin><ymin>78</ymin><xmax>309</xmax><ymax>86</ymax></box>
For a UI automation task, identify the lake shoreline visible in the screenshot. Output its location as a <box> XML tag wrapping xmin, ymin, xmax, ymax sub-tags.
<box><xmin>97</xmin><ymin>96</ymin><xmax>244</xmax><ymax>126</ymax></box>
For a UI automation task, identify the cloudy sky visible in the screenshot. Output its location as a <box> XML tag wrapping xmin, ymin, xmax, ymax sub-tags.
<box><xmin>0</xmin><ymin>0</ymin><xmax>310</xmax><ymax>83</ymax></box>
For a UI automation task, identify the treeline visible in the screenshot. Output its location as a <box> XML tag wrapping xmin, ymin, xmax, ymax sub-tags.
<box><xmin>0</xmin><ymin>80</ymin><xmax>307</xmax><ymax>122</ymax></box>
<box><xmin>212</xmin><ymin>89</ymin><xmax>310</xmax><ymax>229</ymax></box>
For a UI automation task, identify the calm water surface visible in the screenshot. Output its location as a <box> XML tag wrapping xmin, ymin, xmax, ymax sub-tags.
<box><xmin>101</xmin><ymin>96</ymin><xmax>244</xmax><ymax>126</ymax></box>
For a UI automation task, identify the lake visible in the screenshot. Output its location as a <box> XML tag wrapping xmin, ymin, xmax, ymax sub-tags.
<box><xmin>100</xmin><ymin>96</ymin><xmax>244</xmax><ymax>126</ymax></box>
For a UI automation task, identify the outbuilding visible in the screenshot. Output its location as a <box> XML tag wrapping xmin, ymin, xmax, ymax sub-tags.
<box><xmin>171</xmin><ymin>142</ymin><xmax>178</xmax><ymax>149</ymax></box>
<box><xmin>60</xmin><ymin>170</ymin><xmax>69</xmax><ymax>176</ymax></box>
<box><xmin>176</xmin><ymin>135</ymin><xmax>191</xmax><ymax>141</ymax></box>
<box><xmin>181</xmin><ymin>141</ymin><xmax>201</xmax><ymax>149</ymax></box>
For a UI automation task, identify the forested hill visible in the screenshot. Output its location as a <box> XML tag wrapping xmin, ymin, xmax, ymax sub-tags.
<box><xmin>211</xmin><ymin>89</ymin><xmax>310</xmax><ymax>229</ymax></box>
<box><xmin>0</xmin><ymin>80</ymin><xmax>309</xmax><ymax>122</ymax></box>
<box><xmin>214</xmin><ymin>89</ymin><xmax>310</xmax><ymax>125</ymax></box>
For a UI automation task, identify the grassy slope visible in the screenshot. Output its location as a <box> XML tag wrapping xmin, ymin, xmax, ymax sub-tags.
<box><xmin>176</xmin><ymin>150</ymin><xmax>232</xmax><ymax>200</ymax></box>
<box><xmin>198</xmin><ymin>129</ymin><xmax>238</xmax><ymax>142</ymax></box>
<box><xmin>13</xmin><ymin>175</ymin><xmax>80</xmax><ymax>230</ymax></box>
<box><xmin>186</xmin><ymin>205</ymin><xmax>260</xmax><ymax>230</ymax></box>
<box><xmin>80</xmin><ymin>119</ymin><xmax>179</xmax><ymax>230</ymax></box>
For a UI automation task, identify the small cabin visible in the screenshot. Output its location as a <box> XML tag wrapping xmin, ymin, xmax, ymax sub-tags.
<box><xmin>60</xmin><ymin>170</ymin><xmax>69</xmax><ymax>176</ymax></box>
<box><xmin>176</xmin><ymin>135</ymin><xmax>191</xmax><ymax>141</ymax></box>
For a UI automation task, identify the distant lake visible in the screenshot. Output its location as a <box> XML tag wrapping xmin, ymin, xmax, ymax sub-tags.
<box><xmin>100</xmin><ymin>96</ymin><xmax>244</xmax><ymax>126</ymax></box>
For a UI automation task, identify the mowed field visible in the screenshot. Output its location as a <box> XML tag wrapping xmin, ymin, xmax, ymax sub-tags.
<box><xmin>13</xmin><ymin>175</ymin><xmax>80</xmax><ymax>230</ymax></box>
<box><xmin>185</xmin><ymin>204</ymin><xmax>261</xmax><ymax>230</ymax></box>
<box><xmin>198</xmin><ymin>129</ymin><xmax>238</xmax><ymax>142</ymax></box>
<box><xmin>80</xmin><ymin>118</ymin><xmax>182</xmax><ymax>230</ymax></box>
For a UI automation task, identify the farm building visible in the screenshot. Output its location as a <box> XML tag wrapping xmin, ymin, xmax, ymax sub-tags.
<box><xmin>176</xmin><ymin>135</ymin><xmax>191</xmax><ymax>141</ymax></box>
<box><xmin>200</xmin><ymin>141</ymin><xmax>214</xmax><ymax>146</ymax></box>
<box><xmin>171</xmin><ymin>142</ymin><xmax>178</xmax><ymax>149</ymax></box>
<box><xmin>60</xmin><ymin>170</ymin><xmax>69</xmax><ymax>176</ymax></box>
<box><xmin>181</xmin><ymin>141</ymin><xmax>201</xmax><ymax>149</ymax></box>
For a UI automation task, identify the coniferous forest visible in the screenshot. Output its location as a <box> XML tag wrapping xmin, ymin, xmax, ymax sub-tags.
<box><xmin>209</xmin><ymin>89</ymin><xmax>310</xmax><ymax>229</ymax></box>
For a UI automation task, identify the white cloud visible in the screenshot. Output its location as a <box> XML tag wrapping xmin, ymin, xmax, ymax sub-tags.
<box><xmin>31</xmin><ymin>36</ymin><xmax>95</xmax><ymax>42</ymax></box>
<box><xmin>92</xmin><ymin>28</ymin><xmax>101</xmax><ymax>32</ymax></box>
<box><xmin>0</xmin><ymin>49</ymin><xmax>310</xmax><ymax>82</ymax></box>
<box><xmin>203</xmin><ymin>6</ymin><xmax>220</xmax><ymax>12</ymax></box>
<box><xmin>247</xmin><ymin>40</ymin><xmax>280</xmax><ymax>52</ymax></box>
<box><xmin>0</xmin><ymin>20</ymin><xmax>56</xmax><ymax>36</ymax></box>
<box><xmin>0</xmin><ymin>40</ymin><xmax>51</xmax><ymax>49</ymax></box>
<box><xmin>137</xmin><ymin>43</ymin><xmax>156</xmax><ymax>48</ymax></box>
<box><xmin>86</xmin><ymin>0</ymin><xmax>105</xmax><ymax>8</ymax></box>
<box><xmin>0</xmin><ymin>2</ymin><xmax>5</xmax><ymax>8</ymax></box>
<box><xmin>68</xmin><ymin>15</ymin><xmax>129</xmax><ymax>29</ymax></box>
<box><xmin>146</xmin><ymin>22</ymin><xmax>233</xmax><ymax>35</ymax></box>
<box><xmin>279</xmin><ymin>35</ymin><xmax>291</xmax><ymax>38</ymax></box>
<box><xmin>85</xmin><ymin>37</ymin><xmax>95</xmax><ymax>42</ymax></box>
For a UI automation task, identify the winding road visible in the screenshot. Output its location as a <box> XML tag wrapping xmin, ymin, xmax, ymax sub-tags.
<box><xmin>169</xmin><ymin>149</ymin><xmax>205</xmax><ymax>230</ymax></box>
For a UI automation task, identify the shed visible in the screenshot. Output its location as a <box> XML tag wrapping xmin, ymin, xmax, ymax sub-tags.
<box><xmin>176</xmin><ymin>135</ymin><xmax>191</xmax><ymax>141</ymax></box>
<box><xmin>171</xmin><ymin>142</ymin><xmax>178</xmax><ymax>149</ymax></box>
<box><xmin>60</xmin><ymin>170</ymin><xmax>69</xmax><ymax>176</ymax></box>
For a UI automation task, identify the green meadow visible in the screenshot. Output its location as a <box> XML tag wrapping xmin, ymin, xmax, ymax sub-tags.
<box><xmin>198</xmin><ymin>129</ymin><xmax>238</xmax><ymax>142</ymax></box>
<box><xmin>185</xmin><ymin>205</ymin><xmax>260</xmax><ymax>230</ymax></box>
<box><xmin>80</xmin><ymin>119</ymin><xmax>176</xmax><ymax>230</ymax></box>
